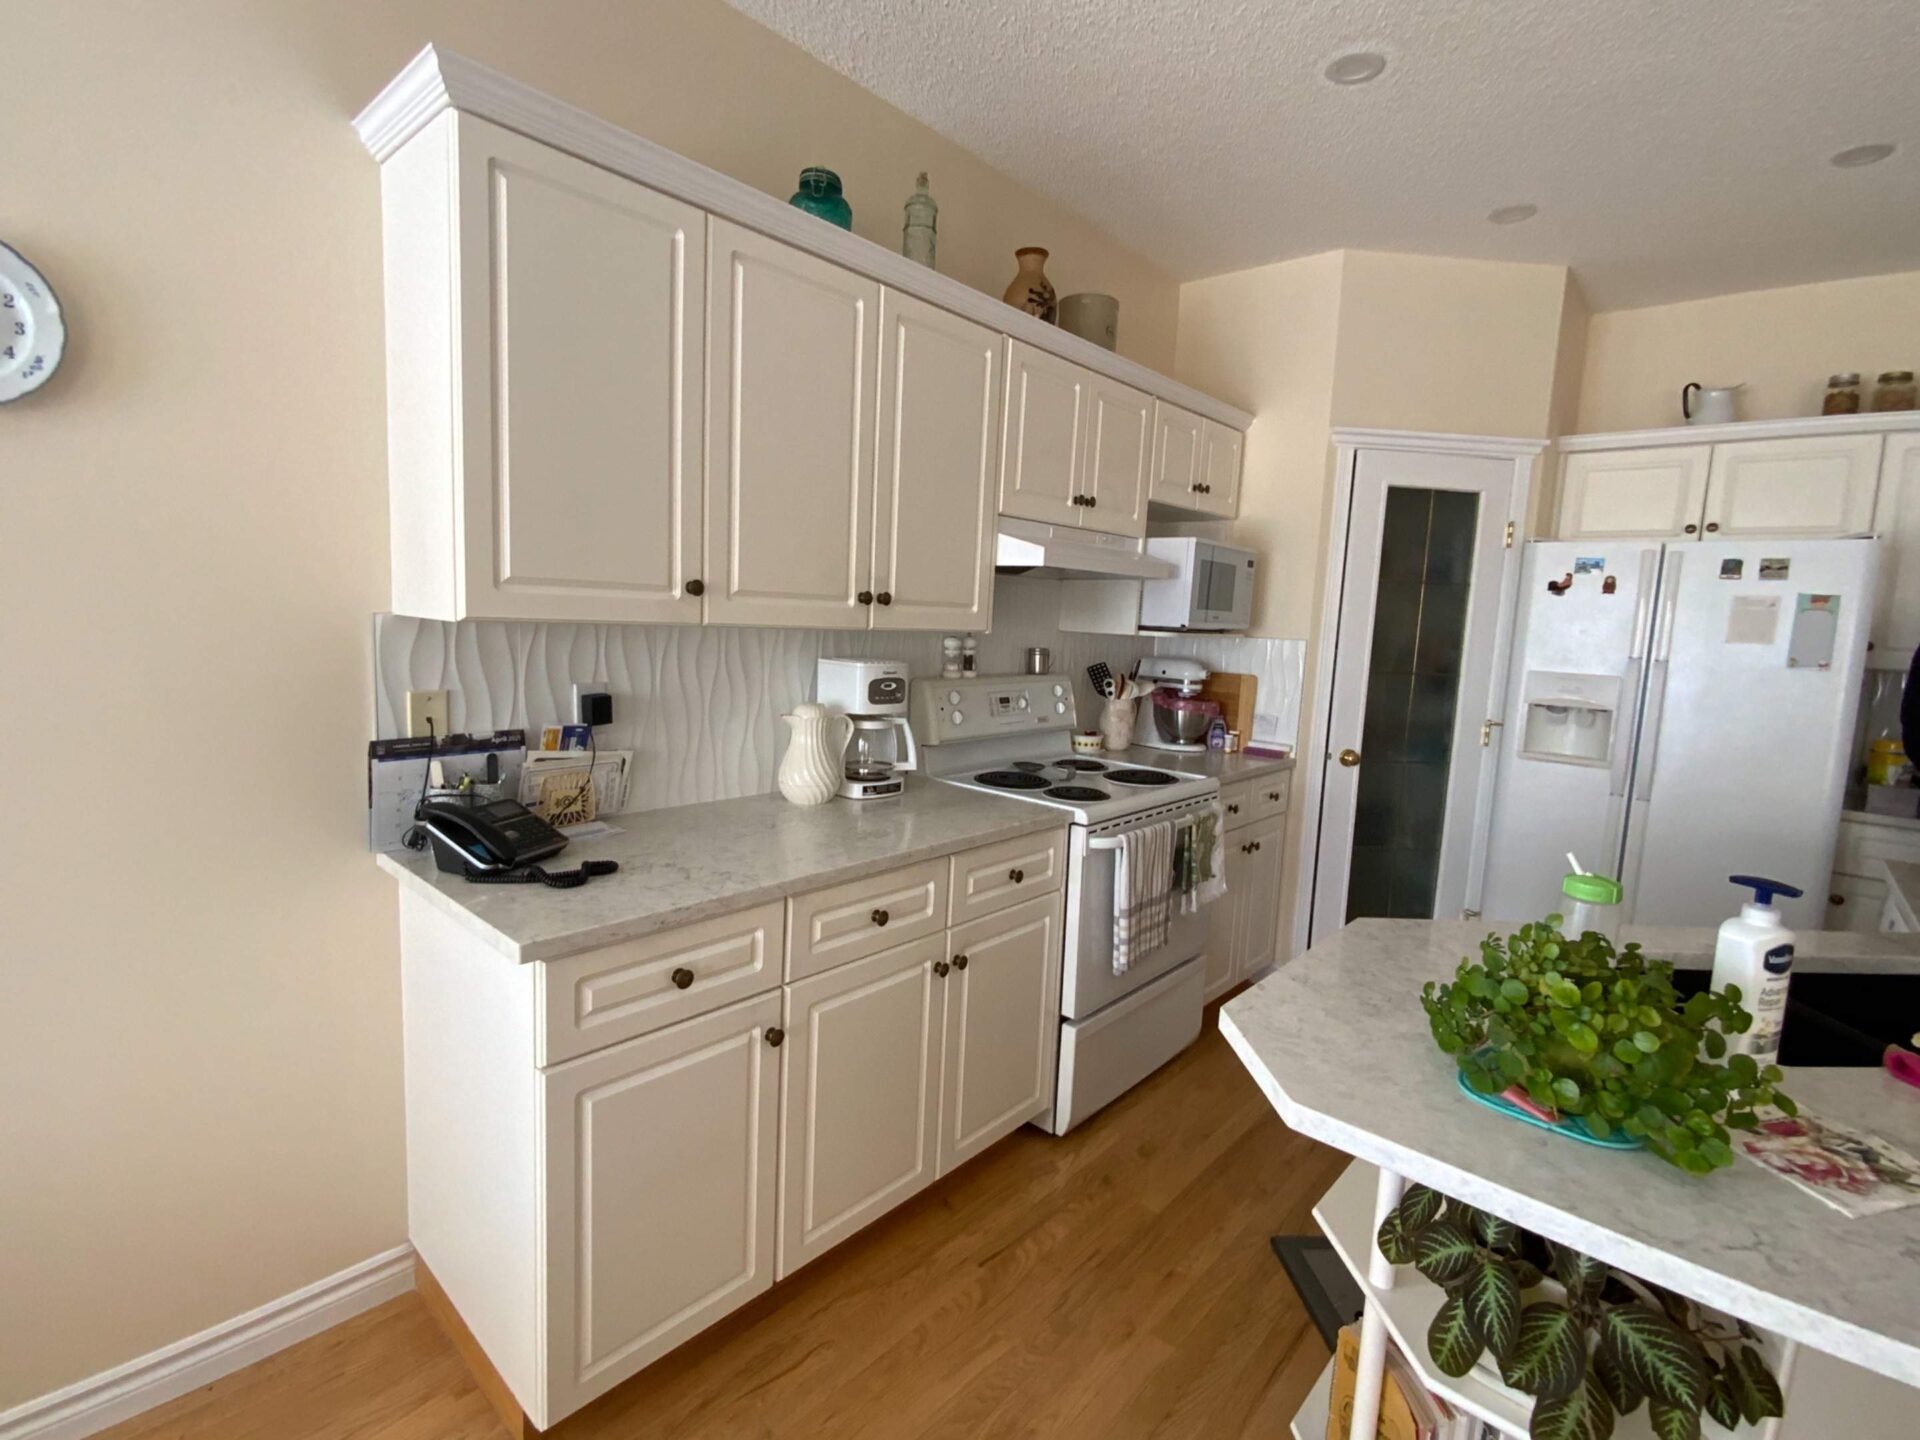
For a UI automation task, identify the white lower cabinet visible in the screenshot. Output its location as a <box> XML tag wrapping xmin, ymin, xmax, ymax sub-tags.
<box><xmin>1235</xmin><ymin>814</ymin><xmax>1285</xmax><ymax>978</ymax></box>
<box><xmin>777</xmin><ymin>934</ymin><xmax>945</xmax><ymax>1278</ymax></box>
<box><xmin>940</xmin><ymin>895</ymin><xmax>1063</xmax><ymax>1173</ymax></box>
<box><xmin>1206</xmin><ymin>779</ymin><xmax>1289</xmax><ymax>999</ymax></box>
<box><xmin>541</xmin><ymin>990</ymin><xmax>782</xmax><ymax>1419</ymax></box>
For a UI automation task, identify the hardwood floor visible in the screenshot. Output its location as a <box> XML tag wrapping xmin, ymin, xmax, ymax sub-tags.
<box><xmin>97</xmin><ymin>1020</ymin><xmax>1343</xmax><ymax>1440</ymax></box>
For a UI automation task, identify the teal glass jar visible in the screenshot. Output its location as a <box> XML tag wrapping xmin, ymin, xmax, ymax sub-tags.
<box><xmin>789</xmin><ymin>167</ymin><xmax>852</xmax><ymax>230</ymax></box>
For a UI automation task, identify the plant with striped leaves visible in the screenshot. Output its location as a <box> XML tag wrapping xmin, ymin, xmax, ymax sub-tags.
<box><xmin>1378</xmin><ymin>1184</ymin><xmax>1784</xmax><ymax>1439</ymax></box>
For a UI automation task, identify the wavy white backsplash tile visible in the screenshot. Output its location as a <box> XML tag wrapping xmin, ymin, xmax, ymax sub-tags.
<box><xmin>373</xmin><ymin>578</ymin><xmax>1158</xmax><ymax>814</ymax></box>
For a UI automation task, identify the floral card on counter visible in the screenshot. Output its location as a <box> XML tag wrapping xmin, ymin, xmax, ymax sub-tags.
<box><xmin>1736</xmin><ymin>1111</ymin><xmax>1920</xmax><ymax>1217</ymax></box>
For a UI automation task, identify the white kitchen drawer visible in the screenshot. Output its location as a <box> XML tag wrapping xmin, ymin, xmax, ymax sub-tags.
<box><xmin>786</xmin><ymin>858</ymin><xmax>948</xmax><ymax>981</ymax></box>
<box><xmin>539</xmin><ymin>902</ymin><xmax>783</xmax><ymax>1065</ymax></box>
<box><xmin>1825</xmin><ymin>870</ymin><xmax>1888</xmax><ymax>933</ymax></box>
<box><xmin>1244</xmin><ymin>771</ymin><xmax>1291</xmax><ymax>826</ymax></box>
<box><xmin>1833</xmin><ymin>814</ymin><xmax>1920</xmax><ymax>878</ymax></box>
<box><xmin>1221</xmin><ymin>780</ymin><xmax>1257</xmax><ymax>831</ymax></box>
<box><xmin>949</xmin><ymin>828</ymin><xmax>1067</xmax><ymax>924</ymax></box>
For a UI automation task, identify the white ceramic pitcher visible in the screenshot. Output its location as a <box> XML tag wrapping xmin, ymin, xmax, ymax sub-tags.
<box><xmin>778</xmin><ymin>703</ymin><xmax>853</xmax><ymax>806</ymax></box>
<box><xmin>1681</xmin><ymin>381</ymin><xmax>1743</xmax><ymax>425</ymax></box>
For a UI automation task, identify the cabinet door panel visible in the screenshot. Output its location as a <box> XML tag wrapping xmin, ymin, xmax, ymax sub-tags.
<box><xmin>1703</xmin><ymin>434</ymin><xmax>1882</xmax><ymax>539</ymax></box>
<box><xmin>1871</xmin><ymin>432</ymin><xmax>1920</xmax><ymax>657</ymax></box>
<box><xmin>1237</xmin><ymin>815</ymin><xmax>1285</xmax><ymax>980</ymax></box>
<box><xmin>542</xmin><ymin>992</ymin><xmax>779</xmax><ymax>1419</ymax></box>
<box><xmin>454</xmin><ymin>115</ymin><xmax>703</xmax><ymax>622</ymax></box>
<box><xmin>778</xmin><ymin>936</ymin><xmax>944</xmax><ymax>1278</ymax></box>
<box><xmin>1082</xmin><ymin>374</ymin><xmax>1152</xmax><ymax>536</ymax></box>
<box><xmin>1199</xmin><ymin>420</ymin><xmax>1244</xmax><ymax>518</ymax></box>
<box><xmin>1202</xmin><ymin>838</ymin><xmax>1241</xmax><ymax>1001</ymax></box>
<box><xmin>1000</xmin><ymin>340</ymin><xmax>1089</xmax><ymax>527</ymax></box>
<box><xmin>871</xmin><ymin>290</ymin><xmax>1000</xmax><ymax>631</ymax></box>
<box><xmin>1556</xmin><ymin>447</ymin><xmax>1711</xmax><ymax>540</ymax></box>
<box><xmin>706</xmin><ymin>220</ymin><xmax>877</xmax><ymax>627</ymax></box>
<box><xmin>939</xmin><ymin>894</ymin><xmax>1062</xmax><ymax>1173</ymax></box>
<box><xmin>1149</xmin><ymin>401</ymin><xmax>1205</xmax><ymax>508</ymax></box>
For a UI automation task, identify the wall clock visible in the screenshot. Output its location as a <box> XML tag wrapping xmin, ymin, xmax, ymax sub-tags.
<box><xmin>0</xmin><ymin>241</ymin><xmax>66</xmax><ymax>403</ymax></box>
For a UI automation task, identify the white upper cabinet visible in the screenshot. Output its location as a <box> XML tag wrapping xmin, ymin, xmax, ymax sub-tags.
<box><xmin>870</xmin><ymin>290</ymin><xmax>1001</xmax><ymax>631</ymax></box>
<box><xmin>1081</xmin><ymin>374</ymin><xmax>1152</xmax><ymax>536</ymax></box>
<box><xmin>1149</xmin><ymin>402</ymin><xmax>1205</xmax><ymax>508</ymax></box>
<box><xmin>705</xmin><ymin>220</ymin><xmax>877</xmax><ymax>627</ymax></box>
<box><xmin>1000</xmin><ymin>339</ymin><xmax>1091</xmax><ymax>529</ymax></box>
<box><xmin>1871</xmin><ymin>432</ymin><xmax>1920</xmax><ymax>660</ymax></box>
<box><xmin>1556</xmin><ymin>446</ymin><xmax>1712</xmax><ymax>540</ymax></box>
<box><xmin>1149</xmin><ymin>403</ymin><xmax>1240</xmax><ymax>519</ymax></box>
<box><xmin>1702</xmin><ymin>433</ymin><xmax>1883</xmax><ymax>539</ymax></box>
<box><xmin>386</xmin><ymin>113</ymin><xmax>705</xmax><ymax>622</ymax></box>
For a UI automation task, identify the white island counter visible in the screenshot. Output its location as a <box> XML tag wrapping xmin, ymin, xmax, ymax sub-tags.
<box><xmin>1221</xmin><ymin>919</ymin><xmax>1920</xmax><ymax>1439</ymax></box>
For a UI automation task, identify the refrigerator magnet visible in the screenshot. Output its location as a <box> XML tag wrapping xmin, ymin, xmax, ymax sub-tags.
<box><xmin>1759</xmin><ymin>557</ymin><xmax>1790</xmax><ymax>580</ymax></box>
<box><xmin>1787</xmin><ymin>594</ymin><xmax>1840</xmax><ymax>670</ymax></box>
<box><xmin>1719</xmin><ymin>558</ymin><xmax>1744</xmax><ymax>579</ymax></box>
<box><xmin>1726</xmin><ymin>594</ymin><xmax>1781</xmax><ymax>645</ymax></box>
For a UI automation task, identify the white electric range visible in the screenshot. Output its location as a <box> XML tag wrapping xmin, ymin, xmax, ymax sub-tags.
<box><xmin>911</xmin><ymin>674</ymin><xmax>1222</xmax><ymax>1133</ymax></box>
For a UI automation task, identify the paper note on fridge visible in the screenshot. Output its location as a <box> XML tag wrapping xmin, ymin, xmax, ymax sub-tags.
<box><xmin>1786</xmin><ymin>593</ymin><xmax>1841</xmax><ymax>669</ymax></box>
<box><xmin>1725</xmin><ymin>594</ymin><xmax>1780</xmax><ymax>645</ymax></box>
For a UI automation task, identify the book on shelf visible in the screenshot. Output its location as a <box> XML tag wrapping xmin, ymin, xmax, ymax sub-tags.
<box><xmin>1326</xmin><ymin>1325</ymin><xmax>1471</xmax><ymax>1440</ymax></box>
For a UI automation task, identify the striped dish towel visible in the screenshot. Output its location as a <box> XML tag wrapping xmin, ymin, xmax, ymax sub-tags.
<box><xmin>1175</xmin><ymin>800</ymin><xmax>1229</xmax><ymax>914</ymax></box>
<box><xmin>1112</xmin><ymin>819</ymin><xmax>1175</xmax><ymax>974</ymax></box>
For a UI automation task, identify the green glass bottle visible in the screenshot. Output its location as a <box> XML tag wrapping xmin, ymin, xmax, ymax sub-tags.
<box><xmin>789</xmin><ymin>167</ymin><xmax>852</xmax><ymax>230</ymax></box>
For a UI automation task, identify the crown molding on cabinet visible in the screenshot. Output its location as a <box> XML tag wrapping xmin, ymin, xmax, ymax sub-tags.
<box><xmin>1330</xmin><ymin>427</ymin><xmax>1548</xmax><ymax>458</ymax></box>
<box><xmin>353</xmin><ymin>45</ymin><xmax>1254</xmax><ymax>433</ymax></box>
<box><xmin>1558</xmin><ymin>410</ymin><xmax>1920</xmax><ymax>453</ymax></box>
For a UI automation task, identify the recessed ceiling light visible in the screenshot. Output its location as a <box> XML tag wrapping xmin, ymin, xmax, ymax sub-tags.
<box><xmin>1831</xmin><ymin>143</ymin><xmax>1896</xmax><ymax>168</ymax></box>
<box><xmin>1488</xmin><ymin>204</ymin><xmax>1538</xmax><ymax>225</ymax></box>
<box><xmin>1324</xmin><ymin>52</ymin><xmax>1388</xmax><ymax>86</ymax></box>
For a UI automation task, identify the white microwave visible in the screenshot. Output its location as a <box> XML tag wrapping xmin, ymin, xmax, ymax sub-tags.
<box><xmin>1138</xmin><ymin>538</ymin><xmax>1257</xmax><ymax>632</ymax></box>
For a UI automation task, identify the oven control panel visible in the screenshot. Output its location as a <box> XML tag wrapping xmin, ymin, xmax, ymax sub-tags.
<box><xmin>909</xmin><ymin>675</ymin><xmax>1076</xmax><ymax>742</ymax></box>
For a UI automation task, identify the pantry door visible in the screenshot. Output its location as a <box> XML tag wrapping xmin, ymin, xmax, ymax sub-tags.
<box><xmin>1305</xmin><ymin>438</ymin><xmax>1537</xmax><ymax>948</ymax></box>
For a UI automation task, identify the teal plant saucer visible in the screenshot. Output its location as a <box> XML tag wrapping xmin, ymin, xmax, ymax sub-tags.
<box><xmin>1456</xmin><ymin>1070</ymin><xmax>1644</xmax><ymax>1151</ymax></box>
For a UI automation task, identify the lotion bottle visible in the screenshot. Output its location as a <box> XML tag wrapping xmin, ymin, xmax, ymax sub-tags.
<box><xmin>1710</xmin><ymin>875</ymin><xmax>1803</xmax><ymax>1067</ymax></box>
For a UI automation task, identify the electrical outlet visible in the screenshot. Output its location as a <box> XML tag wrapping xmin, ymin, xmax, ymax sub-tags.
<box><xmin>573</xmin><ymin>683</ymin><xmax>613</xmax><ymax>727</ymax></box>
<box><xmin>406</xmin><ymin>689</ymin><xmax>450</xmax><ymax>739</ymax></box>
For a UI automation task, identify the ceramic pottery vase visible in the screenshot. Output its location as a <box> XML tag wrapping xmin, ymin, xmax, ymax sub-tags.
<box><xmin>778</xmin><ymin>703</ymin><xmax>851</xmax><ymax>806</ymax></box>
<box><xmin>902</xmin><ymin>171</ymin><xmax>937</xmax><ymax>269</ymax></box>
<box><xmin>1003</xmin><ymin>247</ymin><xmax>1057</xmax><ymax>322</ymax></box>
<box><xmin>790</xmin><ymin>167</ymin><xmax>853</xmax><ymax>230</ymax></box>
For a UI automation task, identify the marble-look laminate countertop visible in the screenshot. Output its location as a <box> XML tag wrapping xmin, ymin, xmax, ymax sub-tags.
<box><xmin>376</xmin><ymin>780</ymin><xmax>1064</xmax><ymax>963</ymax></box>
<box><xmin>1220</xmin><ymin>918</ymin><xmax>1920</xmax><ymax>1388</ymax></box>
<box><xmin>1117</xmin><ymin>746</ymin><xmax>1295</xmax><ymax>783</ymax></box>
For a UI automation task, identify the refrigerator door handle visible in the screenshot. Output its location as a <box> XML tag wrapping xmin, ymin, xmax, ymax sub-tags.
<box><xmin>1608</xmin><ymin>661</ymin><xmax>1643</xmax><ymax>798</ymax></box>
<box><xmin>1652</xmin><ymin>551</ymin><xmax>1684</xmax><ymax>662</ymax></box>
<box><xmin>1632</xmin><ymin>659</ymin><xmax>1670</xmax><ymax>802</ymax></box>
<box><xmin>1627</xmin><ymin>549</ymin><xmax>1658</xmax><ymax>658</ymax></box>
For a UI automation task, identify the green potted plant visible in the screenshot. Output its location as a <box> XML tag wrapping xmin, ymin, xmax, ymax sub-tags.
<box><xmin>1421</xmin><ymin>920</ymin><xmax>1793</xmax><ymax>1173</ymax></box>
<box><xmin>1378</xmin><ymin>1184</ymin><xmax>1785</xmax><ymax>1439</ymax></box>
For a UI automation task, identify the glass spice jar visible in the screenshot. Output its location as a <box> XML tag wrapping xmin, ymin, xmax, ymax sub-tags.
<box><xmin>1822</xmin><ymin>373</ymin><xmax>1863</xmax><ymax>414</ymax></box>
<box><xmin>1871</xmin><ymin>371</ymin><xmax>1917</xmax><ymax>412</ymax></box>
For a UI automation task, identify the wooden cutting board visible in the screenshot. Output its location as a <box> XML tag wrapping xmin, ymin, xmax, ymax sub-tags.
<box><xmin>1200</xmin><ymin>672</ymin><xmax>1257</xmax><ymax>740</ymax></box>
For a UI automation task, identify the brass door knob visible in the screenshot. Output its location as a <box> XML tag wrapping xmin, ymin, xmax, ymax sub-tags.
<box><xmin>671</xmin><ymin>967</ymin><xmax>694</xmax><ymax>990</ymax></box>
<box><xmin>1338</xmin><ymin>748</ymin><xmax>1362</xmax><ymax>767</ymax></box>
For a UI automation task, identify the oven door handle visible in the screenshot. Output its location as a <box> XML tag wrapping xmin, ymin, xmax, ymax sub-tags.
<box><xmin>1086</xmin><ymin>817</ymin><xmax>1203</xmax><ymax>850</ymax></box>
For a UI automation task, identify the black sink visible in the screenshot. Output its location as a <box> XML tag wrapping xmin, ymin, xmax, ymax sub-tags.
<box><xmin>1670</xmin><ymin>969</ymin><xmax>1920</xmax><ymax>1067</ymax></box>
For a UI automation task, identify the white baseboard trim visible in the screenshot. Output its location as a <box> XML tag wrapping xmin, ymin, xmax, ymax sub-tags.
<box><xmin>0</xmin><ymin>1245</ymin><xmax>417</xmax><ymax>1440</ymax></box>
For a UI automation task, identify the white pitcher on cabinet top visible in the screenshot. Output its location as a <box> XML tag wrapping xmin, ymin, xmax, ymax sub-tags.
<box><xmin>778</xmin><ymin>703</ymin><xmax>852</xmax><ymax>806</ymax></box>
<box><xmin>1681</xmin><ymin>382</ymin><xmax>1744</xmax><ymax>425</ymax></box>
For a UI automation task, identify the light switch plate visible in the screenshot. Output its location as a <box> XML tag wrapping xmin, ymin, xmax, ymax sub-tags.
<box><xmin>406</xmin><ymin>689</ymin><xmax>450</xmax><ymax>739</ymax></box>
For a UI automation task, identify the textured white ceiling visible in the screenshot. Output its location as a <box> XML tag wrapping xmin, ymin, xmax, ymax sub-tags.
<box><xmin>725</xmin><ymin>0</ymin><xmax>1920</xmax><ymax>309</ymax></box>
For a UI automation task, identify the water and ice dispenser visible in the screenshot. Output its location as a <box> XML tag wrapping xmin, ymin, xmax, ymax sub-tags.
<box><xmin>1516</xmin><ymin>670</ymin><xmax>1619</xmax><ymax>767</ymax></box>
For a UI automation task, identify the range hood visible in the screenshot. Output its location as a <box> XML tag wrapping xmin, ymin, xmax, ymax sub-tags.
<box><xmin>994</xmin><ymin>517</ymin><xmax>1175</xmax><ymax>580</ymax></box>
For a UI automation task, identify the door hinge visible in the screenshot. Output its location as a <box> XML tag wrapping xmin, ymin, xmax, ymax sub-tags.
<box><xmin>1504</xmin><ymin>521</ymin><xmax>1515</xmax><ymax>549</ymax></box>
<box><xmin>1480</xmin><ymin>719</ymin><xmax>1503</xmax><ymax>746</ymax></box>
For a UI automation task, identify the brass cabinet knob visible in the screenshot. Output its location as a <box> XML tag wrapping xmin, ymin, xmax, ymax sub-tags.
<box><xmin>858</xmin><ymin>590</ymin><xmax>875</xmax><ymax>604</ymax></box>
<box><xmin>1705</xmin><ymin>522</ymin><xmax>1721</xmax><ymax>533</ymax></box>
<box><xmin>671</xmin><ymin>967</ymin><xmax>694</xmax><ymax>990</ymax></box>
<box><xmin>1267</xmin><ymin>790</ymin><xmax>1281</xmax><ymax>801</ymax></box>
<box><xmin>1226</xmin><ymin>803</ymin><xmax>1240</xmax><ymax>815</ymax></box>
<box><xmin>1009</xmin><ymin>867</ymin><xmax>1024</xmax><ymax>883</ymax></box>
<box><xmin>1830</xmin><ymin>893</ymin><xmax>1845</xmax><ymax>906</ymax></box>
<box><xmin>953</xmin><ymin>954</ymin><xmax>969</xmax><ymax>971</ymax></box>
<box><xmin>1684</xmin><ymin>524</ymin><xmax>1699</xmax><ymax>535</ymax></box>
<box><xmin>1087</xmin><ymin>495</ymin><xmax>1098</xmax><ymax>508</ymax></box>
<box><xmin>685</xmin><ymin>578</ymin><xmax>705</xmax><ymax>597</ymax></box>
<box><xmin>1338</xmin><ymin>748</ymin><xmax>1362</xmax><ymax>767</ymax></box>
<box><xmin>871</xmin><ymin>908</ymin><xmax>889</xmax><ymax>926</ymax></box>
<box><xmin>934</xmin><ymin>959</ymin><xmax>950</xmax><ymax>977</ymax></box>
<box><xmin>876</xmin><ymin>591</ymin><xmax>893</xmax><ymax>606</ymax></box>
<box><xmin>764</xmin><ymin>1026</ymin><xmax>785</xmax><ymax>1048</ymax></box>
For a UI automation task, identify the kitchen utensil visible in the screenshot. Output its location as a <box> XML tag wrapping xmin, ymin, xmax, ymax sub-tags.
<box><xmin>1025</xmin><ymin>646</ymin><xmax>1052</xmax><ymax>676</ymax></box>
<box><xmin>1099</xmin><ymin>696</ymin><xmax>1136</xmax><ymax>750</ymax></box>
<box><xmin>1131</xmin><ymin>656</ymin><xmax>1213</xmax><ymax>753</ymax></box>
<box><xmin>1681</xmin><ymin>382</ymin><xmax>1743</xmax><ymax>425</ymax></box>
<box><xmin>815</xmin><ymin>658</ymin><xmax>917</xmax><ymax>800</ymax></box>
<box><xmin>1087</xmin><ymin>662</ymin><xmax>1112</xmax><ymax>696</ymax></box>
<box><xmin>1152</xmin><ymin>691</ymin><xmax>1220</xmax><ymax>745</ymax></box>
<box><xmin>778</xmin><ymin>703</ymin><xmax>851</xmax><ymax>806</ymax></box>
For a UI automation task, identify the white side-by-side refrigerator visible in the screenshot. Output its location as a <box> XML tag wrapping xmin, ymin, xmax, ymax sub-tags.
<box><xmin>1477</xmin><ymin>537</ymin><xmax>1877</xmax><ymax>933</ymax></box>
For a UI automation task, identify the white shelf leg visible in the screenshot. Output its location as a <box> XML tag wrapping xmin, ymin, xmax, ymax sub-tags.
<box><xmin>1754</xmin><ymin>1338</ymin><xmax>1798</xmax><ymax>1440</ymax></box>
<box><xmin>1348</xmin><ymin>1166</ymin><xmax>1406</xmax><ymax>1440</ymax></box>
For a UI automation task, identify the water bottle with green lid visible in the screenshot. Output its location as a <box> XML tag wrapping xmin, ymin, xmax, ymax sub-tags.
<box><xmin>1561</xmin><ymin>869</ymin><xmax>1623</xmax><ymax>942</ymax></box>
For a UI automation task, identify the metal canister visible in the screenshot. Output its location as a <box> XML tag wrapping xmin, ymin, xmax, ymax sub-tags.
<box><xmin>1024</xmin><ymin>646</ymin><xmax>1051</xmax><ymax>675</ymax></box>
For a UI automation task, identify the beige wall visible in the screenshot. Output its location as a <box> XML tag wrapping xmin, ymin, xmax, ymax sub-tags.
<box><xmin>1</xmin><ymin>0</ymin><xmax>1180</xmax><ymax>1409</ymax></box>
<box><xmin>1578</xmin><ymin>269</ymin><xmax>1920</xmax><ymax>433</ymax></box>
